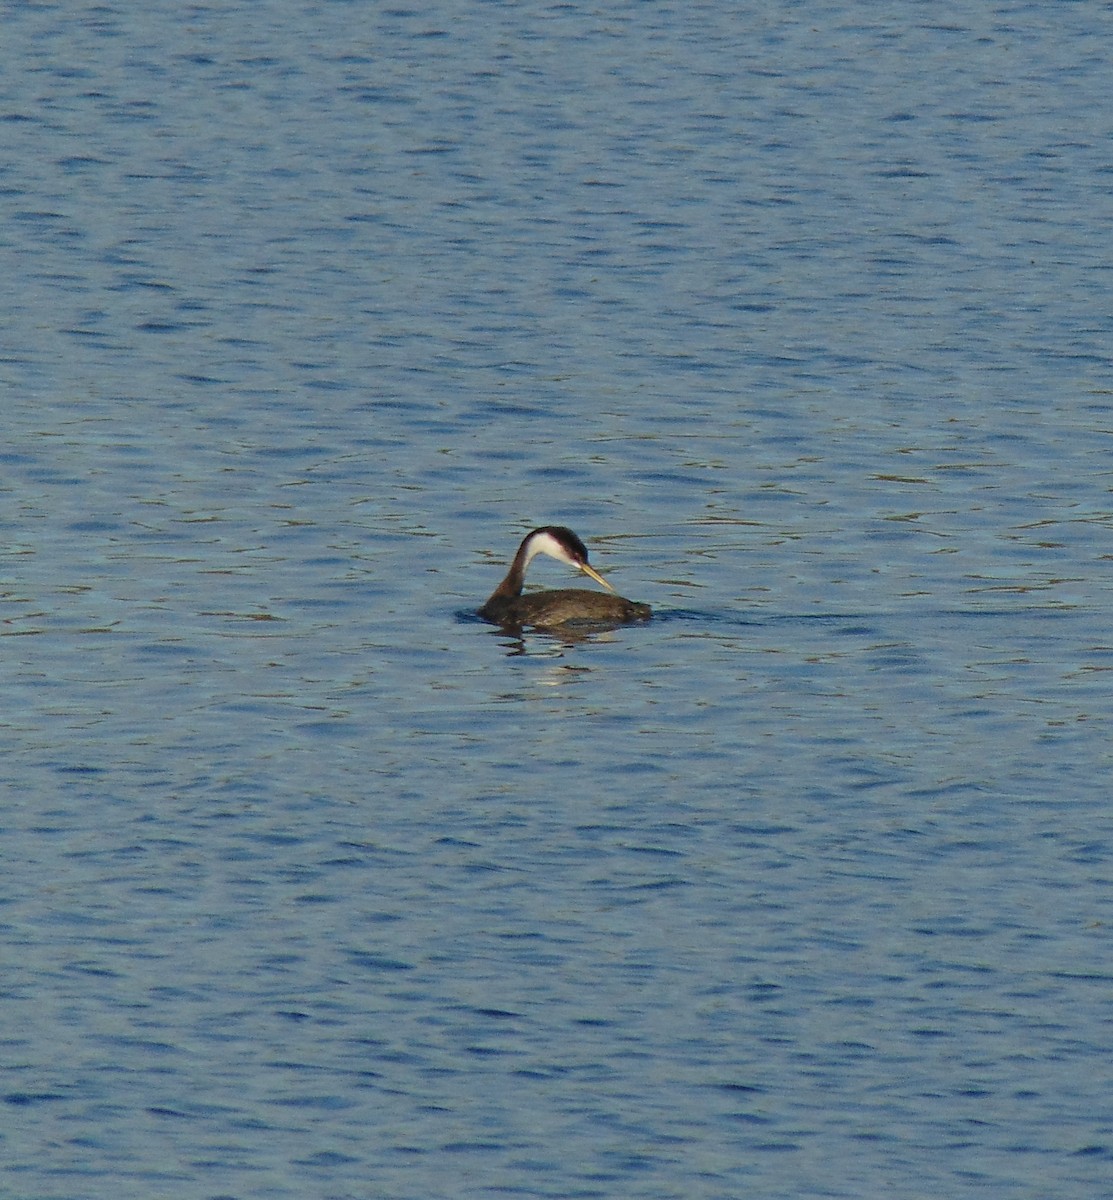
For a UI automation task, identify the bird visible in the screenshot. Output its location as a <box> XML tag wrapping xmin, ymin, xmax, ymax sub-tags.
<box><xmin>478</xmin><ymin>526</ymin><xmax>651</xmax><ymax>629</ymax></box>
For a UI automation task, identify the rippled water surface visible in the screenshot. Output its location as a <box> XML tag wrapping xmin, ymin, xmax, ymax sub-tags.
<box><xmin>3</xmin><ymin>3</ymin><xmax>1112</xmax><ymax>1198</ymax></box>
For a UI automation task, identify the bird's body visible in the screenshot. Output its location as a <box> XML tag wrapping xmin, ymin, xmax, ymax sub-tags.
<box><xmin>478</xmin><ymin>526</ymin><xmax>651</xmax><ymax>629</ymax></box>
<box><xmin>483</xmin><ymin>585</ymin><xmax>650</xmax><ymax>628</ymax></box>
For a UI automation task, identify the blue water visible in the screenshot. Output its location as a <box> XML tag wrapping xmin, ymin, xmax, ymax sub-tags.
<box><xmin>2</xmin><ymin>2</ymin><xmax>1112</xmax><ymax>1197</ymax></box>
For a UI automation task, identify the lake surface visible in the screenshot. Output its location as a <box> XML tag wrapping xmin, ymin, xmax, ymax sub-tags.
<box><xmin>2</xmin><ymin>2</ymin><xmax>1112</xmax><ymax>1197</ymax></box>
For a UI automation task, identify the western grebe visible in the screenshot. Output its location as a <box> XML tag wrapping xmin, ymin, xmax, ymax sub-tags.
<box><xmin>478</xmin><ymin>526</ymin><xmax>651</xmax><ymax>628</ymax></box>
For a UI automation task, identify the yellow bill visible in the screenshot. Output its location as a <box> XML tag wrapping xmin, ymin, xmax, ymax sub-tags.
<box><xmin>579</xmin><ymin>562</ymin><xmax>617</xmax><ymax>593</ymax></box>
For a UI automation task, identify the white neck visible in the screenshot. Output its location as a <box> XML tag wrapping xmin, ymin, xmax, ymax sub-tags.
<box><xmin>523</xmin><ymin>530</ymin><xmax>578</xmax><ymax>569</ymax></box>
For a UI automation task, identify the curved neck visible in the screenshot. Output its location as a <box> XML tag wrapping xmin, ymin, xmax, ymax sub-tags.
<box><xmin>485</xmin><ymin>529</ymin><xmax>587</xmax><ymax>606</ymax></box>
<box><xmin>487</xmin><ymin>534</ymin><xmax>536</xmax><ymax>601</ymax></box>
